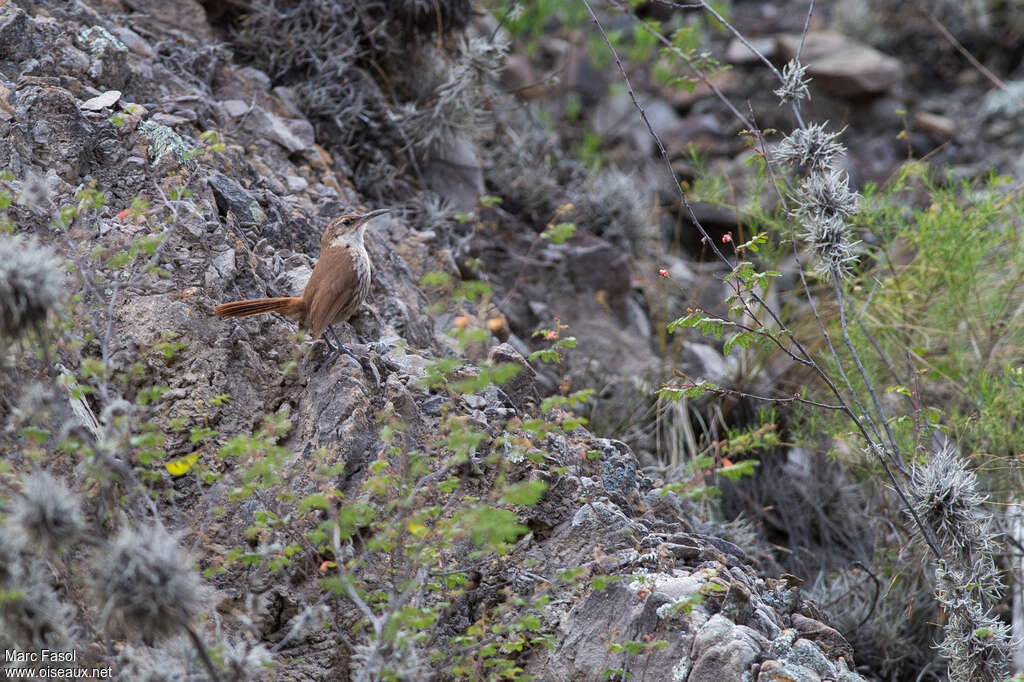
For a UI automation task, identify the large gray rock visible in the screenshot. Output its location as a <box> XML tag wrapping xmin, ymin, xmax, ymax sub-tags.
<box><xmin>539</xmin><ymin>581</ymin><xmax>701</xmax><ymax>682</ymax></box>
<box><xmin>0</xmin><ymin>4</ymin><xmax>40</xmax><ymax>63</ymax></box>
<box><xmin>776</xmin><ymin>32</ymin><xmax>902</xmax><ymax>98</ymax></box>
<box><xmin>423</xmin><ymin>134</ymin><xmax>485</xmax><ymax>212</ymax></box>
<box><xmin>248</xmin><ymin>109</ymin><xmax>316</xmax><ymax>153</ymax></box>
<box><xmin>13</xmin><ymin>83</ymin><xmax>93</xmax><ymax>182</ymax></box>
<box><xmin>689</xmin><ymin>614</ymin><xmax>764</xmax><ymax>681</ymax></box>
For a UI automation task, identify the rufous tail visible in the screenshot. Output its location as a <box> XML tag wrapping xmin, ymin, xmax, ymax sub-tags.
<box><xmin>214</xmin><ymin>297</ymin><xmax>305</xmax><ymax>320</ymax></box>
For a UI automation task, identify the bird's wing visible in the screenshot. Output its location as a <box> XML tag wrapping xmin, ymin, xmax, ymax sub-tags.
<box><xmin>307</xmin><ymin>249</ymin><xmax>362</xmax><ymax>339</ymax></box>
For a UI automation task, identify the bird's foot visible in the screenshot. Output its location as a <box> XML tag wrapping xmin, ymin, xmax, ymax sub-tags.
<box><xmin>323</xmin><ymin>326</ymin><xmax>383</xmax><ymax>385</ymax></box>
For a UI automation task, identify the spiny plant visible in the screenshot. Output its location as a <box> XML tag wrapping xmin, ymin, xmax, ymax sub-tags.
<box><xmin>0</xmin><ymin>127</ymin><xmax>267</xmax><ymax>677</ymax></box>
<box><xmin>574</xmin><ymin>0</ymin><xmax>1015</xmax><ymax>677</ymax></box>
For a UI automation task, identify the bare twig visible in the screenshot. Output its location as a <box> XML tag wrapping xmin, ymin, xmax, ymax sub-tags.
<box><xmin>926</xmin><ymin>13</ymin><xmax>1007</xmax><ymax>91</ymax></box>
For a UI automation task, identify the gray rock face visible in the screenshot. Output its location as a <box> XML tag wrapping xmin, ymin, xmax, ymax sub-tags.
<box><xmin>689</xmin><ymin>614</ymin><xmax>762</xmax><ymax>682</ymax></box>
<box><xmin>544</xmin><ymin>582</ymin><xmax>699</xmax><ymax>682</ymax></box>
<box><xmin>208</xmin><ymin>173</ymin><xmax>265</xmax><ymax>228</ymax></box>
<box><xmin>12</xmin><ymin>83</ymin><xmax>93</xmax><ymax>182</ymax></box>
<box><xmin>250</xmin><ymin>109</ymin><xmax>316</xmax><ymax>153</ymax></box>
<box><xmin>488</xmin><ymin>342</ymin><xmax>539</xmax><ymax>412</ymax></box>
<box><xmin>0</xmin><ymin>5</ymin><xmax>40</xmax><ymax>63</ymax></box>
<box><xmin>423</xmin><ymin>134</ymin><xmax>485</xmax><ymax>212</ymax></box>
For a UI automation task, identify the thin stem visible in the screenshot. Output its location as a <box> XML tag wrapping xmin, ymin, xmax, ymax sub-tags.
<box><xmin>832</xmin><ymin>270</ymin><xmax>906</xmax><ymax>471</ymax></box>
<box><xmin>787</xmin><ymin>0</ymin><xmax>815</xmax><ymax>130</ymax></box>
<box><xmin>670</xmin><ymin>370</ymin><xmax>846</xmax><ymax>410</ymax></box>
<box><xmin>856</xmin><ymin>282</ymin><xmax>908</xmax><ymax>391</ymax></box>
<box><xmin>926</xmin><ymin>12</ymin><xmax>1007</xmax><ymax>91</ymax></box>
<box><xmin>184</xmin><ymin>622</ymin><xmax>222</xmax><ymax>682</ymax></box>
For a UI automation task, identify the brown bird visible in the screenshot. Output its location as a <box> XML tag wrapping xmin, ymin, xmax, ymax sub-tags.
<box><xmin>214</xmin><ymin>209</ymin><xmax>389</xmax><ymax>357</ymax></box>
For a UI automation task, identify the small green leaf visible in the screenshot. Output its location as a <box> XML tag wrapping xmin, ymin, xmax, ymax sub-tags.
<box><xmin>716</xmin><ymin>459</ymin><xmax>759</xmax><ymax>481</ymax></box>
<box><xmin>541</xmin><ymin>222</ymin><xmax>576</xmax><ymax>244</ymax></box>
<box><xmin>501</xmin><ymin>480</ymin><xmax>548</xmax><ymax>506</ymax></box>
<box><xmin>299</xmin><ymin>492</ymin><xmax>330</xmax><ymax>512</ymax></box>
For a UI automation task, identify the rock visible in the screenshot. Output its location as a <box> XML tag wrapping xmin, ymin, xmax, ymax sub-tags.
<box><xmin>208</xmin><ymin>172</ymin><xmax>265</xmax><ymax>227</ymax></box>
<box><xmin>706</xmin><ymin>535</ymin><xmax>747</xmax><ymax>561</ymax></box>
<box><xmin>689</xmin><ymin>614</ymin><xmax>764</xmax><ymax>682</ymax></box>
<box><xmin>487</xmin><ymin>343</ymin><xmax>538</xmax><ymax>412</ymax></box>
<box><xmin>981</xmin><ymin>80</ymin><xmax>1024</xmax><ymax>119</ymax></box>
<box><xmin>302</xmin><ymin>362</ymin><xmax>378</xmax><ymax>475</ymax></box>
<box><xmin>791</xmin><ymin>613</ymin><xmax>855</xmax><ymax>662</ymax></box>
<box><xmin>565</xmin><ymin>233</ymin><xmax>631</xmax><ymax>310</ymax></box>
<box><xmin>776</xmin><ymin>32</ymin><xmax>902</xmax><ymax>98</ymax></box>
<box><xmin>58</xmin><ymin>44</ymin><xmax>92</xmax><ymax>80</ymax></box>
<box><xmin>570</xmin><ymin>500</ymin><xmax>632</xmax><ymax>531</ymax></box>
<box><xmin>110</xmin><ymin>26</ymin><xmax>154</xmax><ymax>58</ymax></box>
<box><xmin>423</xmin><ymin>134</ymin><xmax>485</xmax><ymax>212</ymax></box>
<box><xmin>667</xmin><ymin>200</ymin><xmax>743</xmax><ymax>256</ymax></box>
<box><xmin>272</xmin><ymin>85</ymin><xmax>303</xmax><ymax>117</ymax></box>
<box><xmin>757</xmin><ymin>658</ymin><xmax>822</xmax><ymax>682</ymax></box>
<box><xmin>384</xmin><ymin>373</ymin><xmax>424</xmax><ymax>433</ymax></box>
<box><xmin>13</xmin><ymin>85</ymin><xmax>93</xmax><ymax>182</ymax></box>
<box><xmin>78</xmin><ymin>25</ymin><xmax>131</xmax><ymax>90</ymax></box>
<box><xmin>276</xmin><ymin>263</ymin><xmax>313</xmax><ymax>297</ymax></box>
<box><xmin>284</xmin><ymin>117</ymin><xmax>316</xmax><ymax>147</ymax></box>
<box><xmin>594</xmin><ymin>90</ymin><xmax>655</xmax><ymax>156</ymax></box>
<box><xmin>663</xmin><ymin>112</ymin><xmax>727</xmax><ymax>158</ymax></box>
<box><xmin>151</xmin><ymin>112</ymin><xmax>191</xmax><ymax>126</ymax></box>
<box><xmin>848</xmin><ymin>134</ymin><xmax>900</xmax><ymax>185</ymax></box>
<box><xmin>663</xmin><ymin>70</ymin><xmax>742</xmax><ymax>111</ymax></box>
<box><xmin>836</xmin><ymin>658</ymin><xmax>869</xmax><ymax>681</ymax></box>
<box><xmin>652</xmin><ymin>572</ymin><xmax>706</xmax><ymax>604</ymax></box>
<box><xmin>206</xmin><ymin>249</ymin><xmax>237</xmax><ymax>290</ymax></box>
<box><xmin>725</xmin><ymin>37</ymin><xmax>775</xmax><ymax>64</ymax></box>
<box><xmin>137</xmin><ymin>120</ymin><xmax>195</xmax><ymax>169</ymax></box>
<box><xmin>285</xmin><ymin>175</ymin><xmax>309</xmax><ymax>193</ymax></box>
<box><xmin>0</xmin><ymin>4</ymin><xmax>40</xmax><ymax>62</ymax></box>
<box><xmin>78</xmin><ymin>26</ymin><xmax>127</xmax><ymax>55</ymax></box>
<box><xmin>249</xmin><ymin>109</ymin><xmax>313</xmax><ymax>153</ymax></box>
<box><xmin>758</xmin><ymin>632</ymin><xmax>845</xmax><ymax>681</ymax></box>
<box><xmin>540</xmin><ymin>580</ymin><xmax>698</xmax><ymax>681</ymax></box>
<box><xmin>595</xmin><ymin>438</ymin><xmax>639</xmax><ymax>500</ymax></box>
<box><xmin>0</xmin><ymin>81</ymin><xmax>13</xmax><ymax>120</ymax></box>
<box><xmin>236</xmin><ymin>66</ymin><xmax>271</xmax><ymax>92</ymax></box>
<box><xmin>80</xmin><ymin>89</ymin><xmax>121</xmax><ymax>111</ymax></box>
<box><xmin>785</xmin><ymin>637</ymin><xmax>837</xmax><ymax>678</ymax></box>
<box><xmin>913</xmin><ymin>111</ymin><xmax>956</xmax><ymax>138</ymax></box>
<box><xmin>681</xmin><ymin>342</ymin><xmax>737</xmax><ymax>385</ymax></box>
<box><xmin>221</xmin><ymin>99</ymin><xmax>250</xmax><ymax>117</ymax></box>
<box><xmin>645</xmin><ymin>97</ymin><xmax>683</xmax><ymax>135</ymax></box>
<box><xmin>750</xmin><ymin>605</ymin><xmax>783</xmax><ymax>639</ymax></box>
<box><xmin>665</xmin><ymin>255</ymin><xmax>696</xmax><ymax>288</ymax></box>
<box><xmin>118</xmin><ymin>0</ymin><xmax>214</xmax><ymax>43</ymax></box>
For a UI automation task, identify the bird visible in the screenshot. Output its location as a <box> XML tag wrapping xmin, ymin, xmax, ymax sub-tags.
<box><xmin>214</xmin><ymin>208</ymin><xmax>389</xmax><ymax>359</ymax></box>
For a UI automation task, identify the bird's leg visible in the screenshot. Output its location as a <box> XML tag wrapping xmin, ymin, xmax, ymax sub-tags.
<box><xmin>325</xmin><ymin>325</ymin><xmax>361</xmax><ymax>363</ymax></box>
<box><xmin>326</xmin><ymin>325</ymin><xmax>382</xmax><ymax>385</ymax></box>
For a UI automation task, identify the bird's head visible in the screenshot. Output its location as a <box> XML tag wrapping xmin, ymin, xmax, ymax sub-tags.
<box><xmin>323</xmin><ymin>208</ymin><xmax>390</xmax><ymax>245</ymax></box>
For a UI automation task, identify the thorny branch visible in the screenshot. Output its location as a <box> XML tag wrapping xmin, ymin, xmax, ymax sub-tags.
<box><xmin>579</xmin><ymin>0</ymin><xmax>944</xmax><ymax>561</ymax></box>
